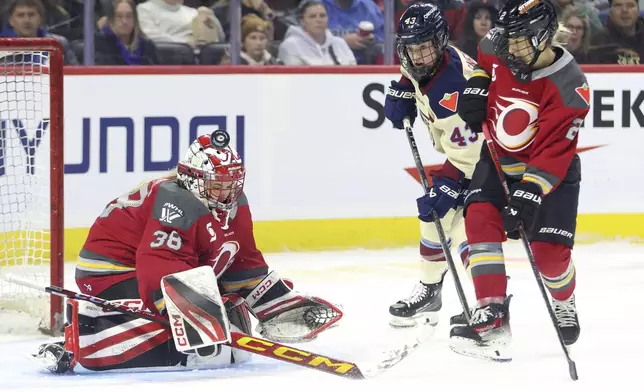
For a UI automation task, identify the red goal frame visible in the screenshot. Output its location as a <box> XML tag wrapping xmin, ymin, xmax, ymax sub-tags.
<box><xmin>0</xmin><ymin>38</ymin><xmax>65</xmax><ymax>335</ymax></box>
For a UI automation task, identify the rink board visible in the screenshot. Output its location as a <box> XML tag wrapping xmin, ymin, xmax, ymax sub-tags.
<box><xmin>4</xmin><ymin>65</ymin><xmax>644</xmax><ymax>261</ymax></box>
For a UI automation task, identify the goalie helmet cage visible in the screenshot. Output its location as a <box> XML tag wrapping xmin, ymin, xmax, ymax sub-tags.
<box><xmin>0</xmin><ymin>38</ymin><xmax>64</xmax><ymax>336</ymax></box>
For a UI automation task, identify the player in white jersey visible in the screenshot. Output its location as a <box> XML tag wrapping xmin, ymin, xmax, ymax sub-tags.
<box><xmin>384</xmin><ymin>3</ymin><xmax>484</xmax><ymax>328</ymax></box>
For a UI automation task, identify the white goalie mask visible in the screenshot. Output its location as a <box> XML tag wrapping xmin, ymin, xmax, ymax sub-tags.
<box><xmin>177</xmin><ymin>134</ymin><xmax>245</xmax><ymax>211</ymax></box>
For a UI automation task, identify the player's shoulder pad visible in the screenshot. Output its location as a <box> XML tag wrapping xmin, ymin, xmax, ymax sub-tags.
<box><xmin>152</xmin><ymin>180</ymin><xmax>211</xmax><ymax>231</ymax></box>
<box><xmin>478</xmin><ymin>32</ymin><xmax>496</xmax><ymax>56</ymax></box>
<box><xmin>544</xmin><ymin>49</ymin><xmax>590</xmax><ymax>110</ymax></box>
<box><xmin>425</xmin><ymin>46</ymin><xmax>468</xmax><ymax>120</ymax></box>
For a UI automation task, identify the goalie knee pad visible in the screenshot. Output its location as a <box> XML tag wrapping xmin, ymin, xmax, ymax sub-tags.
<box><xmin>223</xmin><ymin>294</ymin><xmax>252</xmax><ymax>364</ymax></box>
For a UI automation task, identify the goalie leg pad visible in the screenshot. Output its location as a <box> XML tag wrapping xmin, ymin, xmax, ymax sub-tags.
<box><xmin>60</xmin><ymin>297</ymin><xmax>250</xmax><ymax>372</ymax></box>
<box><xmin>244</xmin><ymin>271</ymin><xmax>343</xmax><ymax>343</ymax></box>
<box><xmin>63</xmin><ymin>298</ymin><xmax>180</xmax><ymax>371</ymax></box>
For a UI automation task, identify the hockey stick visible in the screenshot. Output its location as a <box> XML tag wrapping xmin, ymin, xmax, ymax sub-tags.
<box><xmin>403</xmin><ymin>118</ymin><xmax>472</xmax><ymax>323</ymax></box>
<box><xmin>480</xmin><ymin>123</ymin><xmax>578</xmax><ymax>381</ymax></box>
<box><xmin>3</xmin><ymin>273</ymin><xmax>424</xmax><ymax>380</ymax></box>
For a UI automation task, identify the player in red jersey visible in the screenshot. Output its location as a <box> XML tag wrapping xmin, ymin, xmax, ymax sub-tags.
<box><xmin>34</xmin><ymin>132</ymin><xmax>342</xmax><ymax>373</ymax></box>
<box><xmin>449</xmin><ymin>0</ymin><xmax>590</xmax><ymax>358</ymax></box>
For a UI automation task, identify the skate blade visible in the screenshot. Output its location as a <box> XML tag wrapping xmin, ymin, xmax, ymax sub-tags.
<box><xmin>448</xmin><ymin>337</ymin><xmax>512</xmax><ymax>363</ymax></box>
<box><xmin>389</xmin><ymin>313</ymin><xmax>438</xmax><ymax>329</ymax></box>
<box><xmin>28</xmin><ymin>351</ymin><xmax>68</xmax><ymax>374</ymax></box>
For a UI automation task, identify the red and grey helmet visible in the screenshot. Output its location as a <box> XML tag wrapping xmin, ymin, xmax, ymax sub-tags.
<box><xmin>177</xmin><ymin>131</ymin><xmax>245</xmax><ymax>211</ymax></box>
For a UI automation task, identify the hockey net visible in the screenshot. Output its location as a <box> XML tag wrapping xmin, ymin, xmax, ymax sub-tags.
<box><xmin>0</xmin><ymin>38</ymin><xmax>64</xmax><ymax>335</ymax></box>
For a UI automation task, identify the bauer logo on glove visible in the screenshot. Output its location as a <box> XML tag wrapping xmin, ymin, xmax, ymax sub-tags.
<box><xmin>438</xmin><ymin>184</ymin><xmax>460</xmax><ymax>199</ymax></box>
<box><xmin>416</xmin><ymin>177</ymin><xmax>463</xmax><ymax>222</ymax></box>
<box><xmin>384</xmin><ymin>79</ymin><xmax>418</xmax><ymax>129</ymax></box>
<box><xmin>386</xmin><ymin>87</ymin><xmax>415</xmax><ymax>100</ymax></box>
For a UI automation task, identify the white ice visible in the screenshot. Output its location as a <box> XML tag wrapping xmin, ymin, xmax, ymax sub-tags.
<box><xmin>0</xmin><ymin>241</ymin><xmax>642</xmax><ymax>392</ymax></box>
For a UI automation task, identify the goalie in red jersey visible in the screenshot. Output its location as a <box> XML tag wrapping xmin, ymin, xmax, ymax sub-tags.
<box><xmin>34</xmin><ymin>131</ymin><xmax>342</xmax><ymax>373</ymax></box>
<box><xmin>449</xmin><ymin>0</ymin><xmax>590</xmax><ymax>360</ymax></box>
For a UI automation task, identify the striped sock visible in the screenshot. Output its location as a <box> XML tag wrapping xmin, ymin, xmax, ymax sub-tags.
<box><xmin>419</xmin><ymin>238</ymin><xmax>448</xmax><ymax>285</ymax></box>
<box><xmin>468</xmin><ymin>242</ymin><xmax>507</xmax><ymax>303</ymax></box>
<box><xmin>542</xmin><ymin>259</ymin><xmax>576</xmax><ymax>301</ymax></box>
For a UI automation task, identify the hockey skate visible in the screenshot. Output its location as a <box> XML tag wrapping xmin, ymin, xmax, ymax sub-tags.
<box><xmin>449</xmin><ymin>294</ymin><xmax>513</xmax><ymax>327</ymax></box>
<box><xmin>449</xmin><ymin>296</ymin><xmax>512</xmax><ymax>362</ymax></box>
<box><xmin>553</xmin><ymin>294</ymin><xmax>580</xmax><ymax>346</ymax></box>
<box><xmin>31</xmin><ymin>341</ymin><xmax>74</xmax><ymax>374</ymax></box>
<box><xmin>389</xmin><ymin>275</ymin><xmax>444</xmax><ymax>328</ymax></box>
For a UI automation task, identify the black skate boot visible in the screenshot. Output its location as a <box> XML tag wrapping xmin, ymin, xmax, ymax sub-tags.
<box><xmin>450</xmin><ymin>294</ymin><xmax>513</xmax><ymax>327</ymax></box>
<box><xmin>553</xmin><ymin>295</ymin><xmax>580</xmax><ymax>346</ymax></box>
<box><xmin>449</xmin><ymin>298</ymin><xmax>512</xmax><ymax>362</ymax></box>
<box><xmin>32</xmin><ymin>341</ymin><xmax>74</xmax><ymax>374</ymax></box>
<box><xmin>389</xmin><ymin>277</ymin><xmax>444</xmax><ymax>328</ymax></box>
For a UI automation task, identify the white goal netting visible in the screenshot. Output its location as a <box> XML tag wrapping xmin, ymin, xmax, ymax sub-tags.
<box><xmin>0</xmin><ymin>49</ymin><xmax>58</xmax><ymax>334</ymax></box>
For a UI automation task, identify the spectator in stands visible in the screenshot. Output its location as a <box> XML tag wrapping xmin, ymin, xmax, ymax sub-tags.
<box><xmin>278</xmin><ymin>0</ymin><xmax>356</xmax><ymax>65</ymax></box>
<box><xmin>457</xmin><ymin>0</ymin><xmax>496</xmax><ymax>60</ymax></box>
<box><xmin>213</xmin><ymin>0</ymin><xmax>275</xmax><ymax>40</ymax></box>
<box><xmin>239</xmin><ymin>13</ymin><xmax>280</xmax><ymax>64</ymax></box>
<box><xmin>0</xmin><ymin>0</ymin><xmax>79</xmax><ymax>64</ymax></box>
<box><xmin>596</xmin><ymin>0</ymin><xmax>644</xmax><ymax>63</ymax></box>
<box><xmin>319</xmin><ymin>0</ymin><xmax>384</xmax><ymax>64</ymax></box>
<box><xmin>137</xmin><ymin>0</ymin><xmax>225</xmax><ymax>47</ymax></box>
<box><xmin>556</xmin><ymin>5</ymin><xmax>606</xmax><ymax>64</ymax></box>
<box><xmin>95</xmin><ymin>0</ymin><xmax>159</xmax><ymax>65</ymax></box>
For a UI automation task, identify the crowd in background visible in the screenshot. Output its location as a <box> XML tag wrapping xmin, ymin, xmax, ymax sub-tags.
<box><xmin>1</xmin><ymin>0</ymin><xmax>643</xmax><ymax>66</ymax></box>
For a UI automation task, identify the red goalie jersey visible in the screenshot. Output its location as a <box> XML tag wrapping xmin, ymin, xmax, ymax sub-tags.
<box><xmin>76</xmin><ymin>181</ymin><xmax>269</xmax><ymax>315</ymax></box>
<box><xmin>477</xmin><ymin>36</ymin><xmax>591</xmax><ymax>195</ymax></box>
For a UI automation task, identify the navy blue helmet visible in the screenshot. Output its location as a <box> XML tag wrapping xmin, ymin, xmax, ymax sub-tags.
<box><xmin>396</xmin><ymin>3</ymin><xmax>449</xmax><ymax>82</ymax></box>
<box><xmin>492</xmin><ymin>0</ymin><xmax>558</xmax><ymax>74</ymax></box>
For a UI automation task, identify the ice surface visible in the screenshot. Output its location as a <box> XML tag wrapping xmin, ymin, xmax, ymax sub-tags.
<box><xmin>0</xmin><ymin>241</ymin><xmax>641</xmax><ymax>392</ymax></box>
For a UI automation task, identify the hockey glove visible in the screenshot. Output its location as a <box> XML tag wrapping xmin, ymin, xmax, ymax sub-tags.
<box><xmin>244</xmin><ymin>271</ymin><xmax>343</xmax><ymax>343</ymax></box>
<box><xmin>384</xmin><ymin>79</ymin><xmax>417</xmax><ymax>129</ymax></box>
<box><xmin>502</xmin><ymin>182</ymin><xmax>542</xmax><ymax>239</ymax></box>
<box><xmin>457</xmin><ymin>74</ymin><xmax>490</xmax><ymax>134</ymax></box>
<box><xmin>417</xmin><ymin>177</ymin><xmax>463</xmax><ymax>223</ymax></box>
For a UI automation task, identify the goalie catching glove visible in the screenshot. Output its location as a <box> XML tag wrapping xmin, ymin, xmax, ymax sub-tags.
<box><xmin>243</xmin><ymin>271</ymin><xmax>343</xmax><ymax>343</ymax></box>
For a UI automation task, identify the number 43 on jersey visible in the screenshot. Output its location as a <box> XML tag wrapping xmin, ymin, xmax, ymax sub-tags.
<box><xmin>450</xmin><ymin>125</ymin><xmax>478</xmax><ymax>146</ymax></box>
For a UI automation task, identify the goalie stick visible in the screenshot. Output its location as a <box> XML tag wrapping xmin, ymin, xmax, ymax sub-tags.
<box><xmin>403</xmin><ymin>118</ymin><xmax>472</xmax><ymax>323</ymax></box>
<box><xmin>3</xmin><ymin>273</ymin><xmax>426</xmax><ymax>380</ymax></box>
<box><xmin>480</xmin><ymin>122</ymin><xmax>578</xmax><ymax>381</ymax></box>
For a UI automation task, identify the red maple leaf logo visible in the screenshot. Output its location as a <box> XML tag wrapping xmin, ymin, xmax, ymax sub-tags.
<box><xmin>439</xmin><ymin>92</ymin><xmax>459</xmax><ymax>112</ymax></box>
<box><xmin>404</xmin><ymin>145</ymin><xmax>605</xmax><ymax>186</ymax></box>
<box><xmin>575</xmin><ymin>83</ymin><xmax>590</xmax><ymax>106</ymax></box>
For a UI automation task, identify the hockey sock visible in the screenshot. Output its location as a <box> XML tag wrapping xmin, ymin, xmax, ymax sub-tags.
<box><xmin>531</xmin><ymin>241</ymin><xmax>576</xmax><ymax>301</ymax></box>
<box><xmin>420</xmin><ymin>238</ymin><xmax>448</xmax><ymax>285</ymax></box>
<box><xmin>465</xmin><ymin>202</ymin><xmax>507</xmax><ymax>304</ymax></box>
<box><xmin>458</xmin><ymin>241</ymin><xmax>470</xmax><ymax>270</ymax></box>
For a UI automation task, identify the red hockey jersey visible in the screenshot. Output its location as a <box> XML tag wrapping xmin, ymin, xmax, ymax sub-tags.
<box><xmin>76</xmin><ymin>178</ymin><xmax>269</xmax><ymax>314</ymax></box>
<box><xmin>476</xmin><ymin>36</ymin><xmax>591</xmax><ymax>195</ymax></box>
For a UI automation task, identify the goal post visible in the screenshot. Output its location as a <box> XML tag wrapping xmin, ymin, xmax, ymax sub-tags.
<box><xmin>0</xmin><ymin>37</ymin><xmax>65</xmax><ymax>335</ymax></box>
